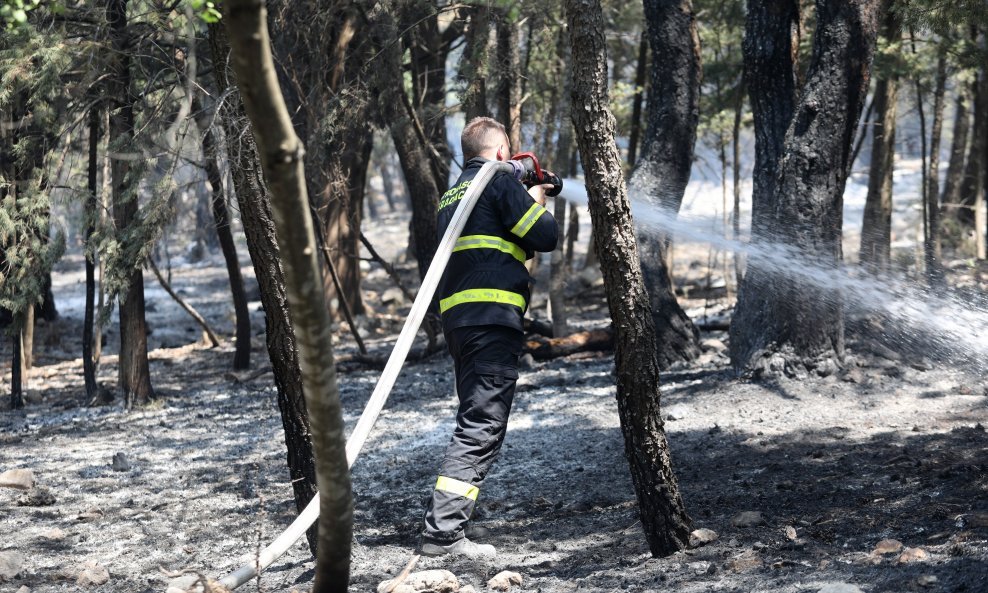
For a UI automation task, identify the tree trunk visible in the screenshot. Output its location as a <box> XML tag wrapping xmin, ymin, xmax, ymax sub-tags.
<box><xmin>107</xmin><ymin>0</ymin><xmax>154</xmax><ymax>406</ymax></box>
<box><xmin>627</xmin><ymin>31</ymin><xmax>649</xmax><ymax>168</ymax></box>
<box><xmin>730</xmin><ymin>0</ymin><xmax>881</xmax><ymax>375</ymax></box>
<box><xmin>495</xmin><ymin>10</ymin><xmax>522</xmax><ymax>150</ymax></box>
<box><xmin>11</xmin><ymin>316</ymin><xmax>24</xmax><ymax>409</ymax></box>
<box><xmin>225</xmin><ymin>2</ymin><xmax>353</xmax><ymax>589</ymax></box>
<box><xmin>460</xmin><ymin>4</ymin><xmax>490</xmax><ymax>121</ymax></box>
<box><xmin>565</xmin><ymin>0</ymin><xmax>692</xmax><ymax>557</ymax></box>
<box><xmin>84</xmin><ymin>108</ymin><xmax>99</xmax><ymax>401</ymax></box>
<box><xmin>22</xmin><ymin>305</ymin><xmax>34</xmax><ymax>370</ymax></box>
<box><xmin>194</xmin><ymin>97</ymin><xmax>252</xmax><ymax>369</ymax></box>
<box><xmin>859</xmin><ymin>10</ymin><xmax>900</xmax><ymax>273</ymax></box>
<box><xmin>925</xmin><ymin>51</ymin><xmax>947</xmax><ymax>282</ymax></box>
<box><xmin>957</xmin><ymin>63</ymin><xmax>987</xmax><ymax>234</ymax></box>
<box><xmin>941</xmin><ymin>89</ymin><xmax>971</xmax><ymax>214</ymax></box>
<box><xmin>732</xmin><ymin>74</ymin><xmax>744</xmax><ymax>284</ymax></box>
<box><xmin>208</xmin><ymin>19</ymin><xmax>320</xmax><ymax>554</ymax></box>
<box><xmin>627</xmin><ymin>0</ymin><xmax>702</xmax><ymax>369</ymax></box>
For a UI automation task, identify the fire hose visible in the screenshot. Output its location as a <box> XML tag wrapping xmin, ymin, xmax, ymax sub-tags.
<box><xmin>216</xmin><ymin>157</ymin><xmax>561</xmax><ymax>589</ymax></box>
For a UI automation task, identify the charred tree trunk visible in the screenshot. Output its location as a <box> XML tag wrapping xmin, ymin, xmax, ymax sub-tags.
<box><xmin>107</xmin><ymin>0</ymin><xmax>153</xmax><ymax>406</ymax></box>
<box><xmin>957</xmin><ymin>63</ymin><xmax>987</xmax><ymax>235</ymax></box>
<box><xmin>627</xmin><ymin>31</ymin><xmax>649</xmax><ymax>168</ymax></box>
<box><xmin>941</xmin><ymin>89</ymin><xmax>971</xmax><ymax>214</ymax></box>
<box><xmin>195</xmin><ymin>98</ymin><xmax>252</xmax><ymax>370</ymax></box>
<box><xmin>11</xmin><ymin>315</ymin><xmax>24</xmax><ymax>409</ymax></box>
<box><xmin>626</xmin><ymin>0</ymin><xmax>702</xmax><ymax>369</ymax></box>
<box><xmin>208</xmin><ymin>19</ymin><xmax>320</xmax><ymax>553</ymax></box>
<box><xmin>925</xmin><ymin>51</ymin><xmax>947</xmax><ymax>283</ymax></box>
<box><xmin>566</xmin><ymin>0</ymin><xmax>692</xmax><ymax>557</ymax></box>
<box><xmin>495</xmin><ymin>10</ymin><xmax>522</xmax><ymax>150</ymax></box>
<box><xmin>460</xmin><ymin>5</ymin><xmax>490</xmax><ymax>121</ymax></box>
<box><xmin>859</xmin><ymin>10</ymin><xmax>901</xmax><ymax>272</ymax></box>
<box><xmin>731</xmin><ymin>0</ymin><xmax>881</xmax><ymax>375</ymax></box>
<box><xmin>225</xmin><ymin>1</ymin><xmax>353</xmax><ymax>589</ymax></box>
<box><xmin>84</xmin><ymin>108</ymin><xmax>99</xmax><ymax>401</ymax></box>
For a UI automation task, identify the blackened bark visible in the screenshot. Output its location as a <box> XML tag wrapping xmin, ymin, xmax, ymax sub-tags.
<box><xmin>460</xmin><ymin>5</ymin><xmax>490</xmax><ymax>121</ymax></box>
<box><xmin>941</xmin><ymin>90</ymin><xmax>970</xmax><ymax>212</ymax></box>
<box><xmin>627</xmin><ymin>31</ymin><xmax>649</xmax><ymax>168</ymax></box>
<box><xmin>84</xmin><ymin>108</ymin><xmax>99</xmax><ymax>400</ymax></box>
<box><xmin>196</xmin><ymin>102</ymin><xmax>251</xmax><ymax>370</ymax></box>
<box><xmin>956</xmin><ymin>42</ymin><xmax>987</xmax><ymax>230</ymax></box>
<box><xmin>11</xmin><ymin>317</ymin><xmax>23</xmax><ymax>409</ymax></box>
<box><xmin>565</xmin><ymin>0</ymin><xmax>692</xmax><ymax>556</ymax></box>
<box><xmin>627</xmin><ymin>0</ymin><xmax>702</xmax><ymax>369</ymax></box>
<box><xmin>859</xmin><ymin>10</ymin><xmax>900</xmax><ymax>272</ymax></box>
<box><xmin>925</xmin><ymin>52</ymin><xmax>947</xmax><ymax>283</ymax></box>
<box><xmin>225</xmin><ymin>1</ymin><xmax>353</xmax><ymax>587</ymax></box>
<box><xmin>495</xmin><ymin>11</ymin><xmax>522</xmax><ymax>150</ymax></box>
<box><xmin>731</xmin><ymin>0</ymin><xmax>881</xmax><ymax>374</ymax></box>
<box><xmin>107</xmin><ymin>0</ymin><xmax>153</xmax><ymax>406</ymax></box>
<box><xmin>208</xmin><ymin>20</ymin><xmax>319</xmax><ymax>553</ymax></box>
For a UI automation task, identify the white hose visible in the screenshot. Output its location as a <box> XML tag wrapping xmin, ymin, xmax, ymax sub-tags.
<box><xmin>218</xmin><ymin>161</ymin><xmax>513</xmax><ymax>590</ymax></box>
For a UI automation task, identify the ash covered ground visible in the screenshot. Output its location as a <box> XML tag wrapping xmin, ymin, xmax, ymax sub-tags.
<box><xmin>2</xmin><ymin>210</ymin><xmax>987</xmax><ymax>593</ymax></box>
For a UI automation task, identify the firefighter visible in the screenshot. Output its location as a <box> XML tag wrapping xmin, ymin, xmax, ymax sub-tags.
<box><xmin>418</xmin><ymin>117</ymin><xmax>559</xmax><ymax>559</ymax></box>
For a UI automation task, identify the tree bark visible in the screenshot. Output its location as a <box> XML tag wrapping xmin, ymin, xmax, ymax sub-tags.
<box><xmin>626</xmin><ymin>0</ymin><xmax>702</xmax><ymax>369</ymax></box>
<box><xmin>941</xmin><ymin>89</ymin><xmax>971</xmax><ymax>214</ymax></box>
<box><xmin>459</xmin><ymin>4</ymin><xmax>490</xmax><ymax>121</ymax></box>
<box><xmin>84</xmin><ymin>108</ymin><xmax>99</xmax><ymax>401</ymax></box>
<box><xmin>107</xmin><ymin>0</ymin><xmax>154</xmax><ymax>406</ymax></box>
<box><xmin>627</xmin><ymin>31</ymin><xmax>649</xmax><ymax>168</ymax></box>
<box><xmin>925</xmin><ymin>51</ymin><xmax>947</xmax><ymax>283</ymax></box>
<box><xmin>225</xmin><ymin>2</ymin><xmax>353</xmax><ymax>590</ymax></box>
<box><xmin>495</xmin><ymin>10</ymin><xmax>522</xmax><ymax>151</ymax></box>
<box><xmin>208</xmin><ymin>19</ymin><xmax>320</xmax><ymax>554</ymax></box>
<box><xmin>195</xmin><ymin>97</ymin><xmax>252</xmax><ymax>369</ymax></box>
<box><xmin>731</xmin><ymin>0</ymin><xmax>881</xmax><ymax>374</ymax></box>
<box><xmin>859</xmin><ymin>9</ymin><xmax>900</xmax><ymax>272</ymax></box>
<box><xmin>11</xmin><ymin>316</ymin><xmax>24</xmax><ymax>409</ymax></box>
<box><xmin>565</xmin><ymin>0</ymin><xmax>692</xmax><ymax>557</ymax></box>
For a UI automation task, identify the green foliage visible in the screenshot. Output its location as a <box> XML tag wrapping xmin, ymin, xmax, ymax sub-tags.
<box><xmin>0</xmin><ymin>0</ymin><xmax>41</xmax><ymax>29</ymax></box>
<box><xmin>896</xmin><ymin>0</ymin><xmax>988</xmax><ymax>33</ymax></box>
<box><xmin>0</xmin><ymin>180</ymin><xmax>66</xmax><ymax>315</ymax></box>
<box><xmin>188</xmin><ymin>0</ymin><xmax>221</xmax><ymax>23</ymax></box>
<box><xmin>695</xmin><ymin>0</ymin><xmax>745</xmax><ymax>156</ymax></box>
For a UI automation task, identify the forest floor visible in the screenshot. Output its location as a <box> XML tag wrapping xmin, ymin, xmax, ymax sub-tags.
<box><xmin>2</xmin><ymin>209</ymin><xmax>987</xmax><ymax>593</ymax></box>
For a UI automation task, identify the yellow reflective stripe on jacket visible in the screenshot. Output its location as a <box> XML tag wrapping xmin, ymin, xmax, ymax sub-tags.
<box><xmin>452</xmin><ymin>235</ymin><xmax>526</xmax><ymax>263</ymax></box>
<box><xmin>439</xmin><ymin>288</ymin><xmax>527</xmax><ymax>313</ymax></box>
<box><xmin>435</xmin><ymin>476</ymin><xmax>479</xmax><ymax>500</ymax></box>
<box><xmin>510</xmin><ymin>202</ymin><xmax>546</xmax><ymax>238</ymax></box>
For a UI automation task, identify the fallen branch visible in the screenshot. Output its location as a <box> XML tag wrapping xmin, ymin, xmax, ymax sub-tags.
<box><xmin>524</xmin><ymin>328</ymin><xmax>613</xmax><ymax>360</ymax></box>
<box><xmin>359</xmin><ymin>232</ymin><xmax>415</xmax><ymax>303</ymax></box>
<box><xmin>148</xmin><ymin>259</ymin><xmax>221</xmax><ymax>347</ymax></box>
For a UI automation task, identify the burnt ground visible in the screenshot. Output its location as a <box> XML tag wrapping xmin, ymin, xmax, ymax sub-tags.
<box><xmin>1</xmin><ymin>210</ymin><xmax>987</xmax><ymax>593</ymax></box>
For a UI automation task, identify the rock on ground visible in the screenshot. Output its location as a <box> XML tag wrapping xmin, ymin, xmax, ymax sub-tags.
<box><xmin>817</xmin><ymin>584</ymin><xmax>865</xmax><ymax>593</ymax></box>
<box><xmin>377</xmin><ymin>569</ymin><xmax>459</xmax><ymax>593</ymax></box>
<box><xmin>75</xmin><ymin>561</ymin><xmax>110</xmax><ymax>587</ymax></box>
<box><xmin>729</xmin><ymin>511</ymin><xmax>766</xmax><ymax>528</ymax></box>
<box><xmin>689</xmin><ymin>528</ymin><xmax>718</xmax><ymax>548</ymax></box>
<box><xmin>0</xmin><ymin>551</ymin><xmax>26</xmax><ymax>582</ymax></box>
<box><xmin>0</xmin><ymin>468</ymin><xmax>35</xmax><ymax>490</ymax></box>
<box><xmin>487</xmin><ymin>571</ymin><xmax>523</xmax><ymax>591</ymax></box>
<box><xmin>898</xmin><ymin>547</ymin><xmax>928</xmax><ymax>563</ymax></box>
<box><xmin>872</xmin><ymin>539</ymin><xmax>903</xmax><ymax>554</ymax></box>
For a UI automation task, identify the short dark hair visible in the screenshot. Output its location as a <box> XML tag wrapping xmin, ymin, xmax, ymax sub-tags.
<box><xmin>461</xmin><ymin>117</ymin><xmax>507</xmax><ymax>160</ymax></box>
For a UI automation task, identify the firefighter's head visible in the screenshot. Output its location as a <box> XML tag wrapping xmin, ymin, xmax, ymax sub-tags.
<box><xmin>462</xmin><ymin>117</ymin><xmax>510</xmax><ymax>162</ymax></box>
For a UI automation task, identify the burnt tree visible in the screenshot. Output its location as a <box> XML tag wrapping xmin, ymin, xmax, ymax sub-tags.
<box><xmin>208</xmin><ymin>20</ymin><xmax>320</xmax><ymax>553</ymax></box>
<box><xmin>731</xmin><ymin>0</ymin><xmax>881</xmax><ymax>374</ymax></box>
<box><xmin>107</xmin><ymin>0</ymin><xmax>154</xmax><ymax>405</ymax></box>
<box><xmin>626</xmin><ymin>0</ymin><xmax>702</xmax><ymax>368</ymax></box>
<box><xmin>566</xmin><ymin>0</ymin><xmax>692</xmax><ymax>556</ymax></box>
<box><xmin>859</xmin><ymin>8</ymin><xmax>901</xmax><ymax>272</ymax></box>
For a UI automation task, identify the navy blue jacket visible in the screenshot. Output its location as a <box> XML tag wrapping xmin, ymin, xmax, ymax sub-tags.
<box><xmin>436</xmin><ymin>157</ymin><xmax>558</xmax><ymax>332</ymax></box>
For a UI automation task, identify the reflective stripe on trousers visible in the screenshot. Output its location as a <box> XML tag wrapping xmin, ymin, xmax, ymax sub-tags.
<box><xmin>422</xmin><ymin>324</ymin><xmax>523</xmax><ymax>543</ymax></box>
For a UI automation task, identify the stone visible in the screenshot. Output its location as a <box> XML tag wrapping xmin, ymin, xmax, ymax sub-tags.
<box><xmin>730</xmin><ymin>511</ymin><xmax>767</xmax><ymax>528</ymax></box>
<box><xmin>459</xmin><ymin>587</ymin><xmax>477</xmax><ymax>593</ymax></box>
<box><xmin>725</xmin><ymin>550</ymin><xmax>761</xmax><ymax>572</ymax></box>
<box><xmin>665</xmin><ymin>405</ymin><xmax>690</xmax><ymax>421</ymax></box>
<box><xmin>917</xmin><ymin>575</ymin><xmax>938</xmax><ymax>587</ymax></box>
<box><xmin>0</xmin><ymin>469</ymin><xmax>35</xmax><ymax>490</ymax></box>
<box><xmin>872</xmin><ymin>539</ymin><xmax>903</xmax><ymax>555</ymax></box>
<box><xmin>111</xmin><ymin>452</ymin><xmax>131</xmax><ymax>472</ymax></box>
<box><xmin>378</xmin><ymin>569</ymin><xmax>459</xmax><ymax>593</ymax></box>
<box><xmin>700</xmin><ymin>338</ymin><xmax>727</xmax><ymax>353</ymax></box>
<box><xmin>41</xmin><ymin>528</ymin><xmax>66</xmax><ymax>541</ymax></box>
<box><xmin>784</xmin><ymin>526</ymin><xmax>797</xmax><ymax>541</ymax></box>
<box><xmin>897</xmin><ymin>547</ymin><xmax>928</xmax><ymax>563</ymax></box>
<box><xmin>487</xmin><ymin>571</ymin><xmax>523</xmax><ymax>591</ymax></box>
<box><xmin>76</xmin><ymin>561</ymin><xmax>109</xmax><ymax>587</ymax></box>
<box><xmin>689</xmin><ymin>528</ymin><xmax>718</xmax><ymax>548</ymax></box>
<box><xmin>16</xmin><ymin>486</ymin><xmax>55</xmax><ymax>507</ymax></box>
<box><xmin>817</xmin><ymin>584</ymin><xmax>864</xmax><ymax>593</ymax></box>
<box><xmin>815</xmin><ymin>359</ymin><xmax>839</xmax><ymax>378</ymax></box>
<box><xmin>0</xmin><ymin>551</ymin><xmax>25</xmax><ymax>582</ymax></box>
<box><xmin>16</xmin><ymin>586</ymin><xmax>30</xmax><ymax>593</ymax></box>
<box><xmin>519</xmin><ymin>353</ymin><xmax>537</xmax><ymax>370</ymax></box>
<box><xmin>381</xmin><ymin>287</ymin><xmax>405</xmax><ymax>306</ymax></box>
